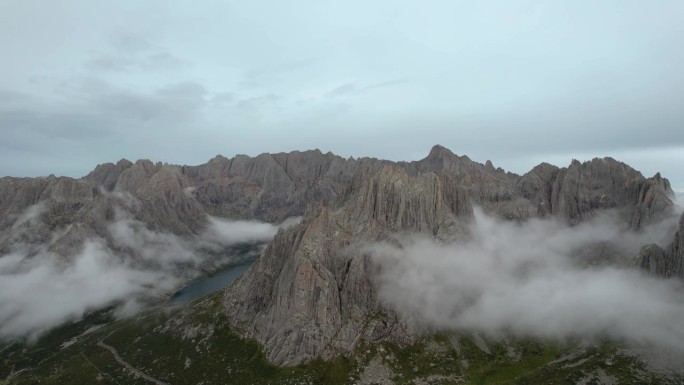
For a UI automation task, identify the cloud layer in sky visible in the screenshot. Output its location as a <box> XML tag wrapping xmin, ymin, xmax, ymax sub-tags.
<box><xmin>0</xmin><ymin>1</ymin><xmax>683</xmax><ymax>189</ymax></box>
<box><xmin>370</xmin><ymin>208</ymin><xmax>684</xmax><ymax>355</ymax></box>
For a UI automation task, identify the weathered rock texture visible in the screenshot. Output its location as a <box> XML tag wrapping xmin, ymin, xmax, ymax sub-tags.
<box><xmin>404</xmin><ymin>146</ymin><xmax>674</xmax><ymax>226</ymax></box>
<box><xmin>223</xmin><ymin>165</ymin><xmax>474</xmax><ymax>365</ymax></box>
<box><xmin>0</xmin><ymin>145</ymin><xmax>678</xmax><ymax>364</ymax></box>
<box><xmin>179</xmin><ymin>150</ymin><xmax>361</xmax><ymax>222</ymax></box>
<box><xmin>1</xmin><ymin>145</ymin><xmax>673</xmax><ymax>246</ymax></box>
<box><xmin>0</xmin><ymin>150</ymin><xmax>358</xmax><ymax>255</ymax></box>
<box><xmin>638</xmin><ymin>212</ymin><xmax>684</xmax><ymax>278</ymax></box>
<box><xmin>515</xmin><ymin>158</ymin><xmax>674</xmax><ymax>227</ymax></box>
<box><xmin>219</xmin><ymin>148</ymin><xmax>677</xmax><ymax>366</ymax></box>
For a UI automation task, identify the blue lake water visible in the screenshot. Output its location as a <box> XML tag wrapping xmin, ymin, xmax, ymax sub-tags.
<box><xmin>169</xmin><ymin>261</ymin><xmax>253</xmax><ymax>304</ymax></box>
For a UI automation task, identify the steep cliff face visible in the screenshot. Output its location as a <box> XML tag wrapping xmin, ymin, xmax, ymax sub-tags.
<box><xmin>215</xmin><ymin>149</ymin><xmax>677</xmax><ymax>367</ymax></box>
<box><xmin>671</xmin><ymin>213</ymin><xmax>684</xmax><ymax>277</ymax></box>
<box><xmin>516</xmin><ymin>158</ymin><xmax>674</xmax><ymax>227</ymax></box>
<box><xmin>223</xmin><ymin>165</ymin><xmax>474</xmax><ymax>365</ymax></box>
<box><xmin>406</xmin><ymin>146</ymin><xmax>674</xmax><ymax>227</ymax></box>
<box><xmin>3</xmin><ymin>146</ymin><xmax>673</xmax><ymax>242</ymax></box>
<box><xmin>1</xmin><ymin>144</ymin><xmax>675</xmax><ymax>277</ymax></box>
<box><xmin>183</xmin><ymin>150</ymin><xmax>359</xmax><ymax>222</ymax></box>
<box><xmin>1</xmin><ymin>149</ymin><xmax>361</xmax><ymax>258</ymax></box>
<box><xmin>1</xmin><ymin>145</ymin><xmax>680</xmax><ymax>371</ymax></box>
<box><xmin>631</xmin><ymin>172</ymin><xmax>675</xmax><ymax>229</ymax></box>
<box><xmin>84</xmin><ymin>159</ymin><xmax>134</xmax><ymax>191</ymax></box>
<box><xmin>85</xmin><ymin>159</ymin><xmax>207</xmax><ymax>234</ymax></box>
<box><xmin>0</xmin><ymin>176</ymin><xmax>99</xmax><ymax>254</ymax></box>
<box><xmin>408</xmin><ymin>145</ymin><xmax>518</xmax><ymax>206</ymax></box>
<box><xmin>0</xmin><ymin>176</ymin><xmax>96</xmax><ymax>228</ymax></box>
<box><xmin>0</xmin><ymin>162</ymin><xmax>206</xmax><ymax>256</ymax></box>
<box><xmin>128</xmin><ymin>164</ymin><xmax>206</xmax><ymax>234</ymax></box>
<box><xmin>639</xmin><ymin>212</ymin><xmax>684</xmax><ymax>278</ymax></box>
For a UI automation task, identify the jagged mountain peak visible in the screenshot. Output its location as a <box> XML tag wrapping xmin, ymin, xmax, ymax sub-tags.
<box><xmin>1</xmin><ymin>146</ymin><xmax>682</xmax><ymax>382</ymax></box>
<box><xmin>222</xmin><ymin>165</ymin><xmax>476</xmax><ymax>365</ymax></box>
<box><xmin>426</xmin><ymin>144</ymin><xmax>454</xmax><ymax>157</ymax></box>
<box><xmin>208</xmin><ymin>154</ymin><xmax>230</xmax><ymax>163</ymax></box>
<box><xmin>422</xmin><ymin>144</ymin><xmax>473</xmax><ymax>165</ymax></box>
<box><xmin>116</xmin><ymin>158</ymin><xmax>133</xmax><ymax>167</ymax></box>
<box><xmin>5</xmin><ymin>146</ymin><xmax>676</xmax><ymax>238</ymax></box>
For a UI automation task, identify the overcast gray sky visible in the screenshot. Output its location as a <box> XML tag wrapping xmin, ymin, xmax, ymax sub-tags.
<box><xmin>1</xmin><ymin>0</ymin><xmax>683</xmax><ymax>191</ymax></box>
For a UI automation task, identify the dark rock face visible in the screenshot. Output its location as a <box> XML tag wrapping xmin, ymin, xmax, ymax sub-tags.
<box><xmin>84</xmin><ymin>159</ymin><xmax>134</xmax><ymax>191</ymax></box>
<box><xmin>128</xmin><ymin>164</ymin><xmax>206</xmax><ymax>234</ymax></box>
<box><xmin>0</xmin><ymin>144</ymin><xmax>675</xmax><ymax>268</ymax></box>
<box><xmin>639</xmin><ymin>213</ymin><xmax>684</xmax><ymax>278</ymax></box>
<box><xmin>407</xmin><ymin>145</ymin><xmax>518</xmax><ymax>207</ymax></box>
<box><xmin>405</xmin><ymin>146</ymin><xmax>675</xmax><ymax>227</ymax></box>
<box><xmin>638</xmin><ymin>244</ymin><xmax>668</xmax><ymax>276</ymax></box>
<box><xmin>0</xmin><ymin>162</ymin><xmax>207</xmax><ymax>256</ymax></box>
<box><xmin>516</xmin><ymin>158</ymin><xmax>674</xmax><ymax>227</ymax></box>
<box><xmin>223</xmin><ymin>165</ymin><xmax>474</xmax><ymax>365</ymax></box>
<box><xmin>2</xmin><ymin>145</ymin><xmax>674</xmax><ymax>243</ymax></box>
<box><xmin>0</xmin><ymin>150</ymin><xmax>361</xmax><ymax>257</ymax></box>
<box><xmin>4</xmin><ymin>149</ymin><xmax>355</xmax><ymax>235</ymax></box>
<box><xmin>671</xmin><ymin>214</ymin><xmax>684</xmax><ymax>277</ymax></box>
<box><xmin>214</xmin><ymin>148</ymin><xmax>677</xmax><ymax>366</ymax></box>
<box><xmin>182</xmin><ymin>150</ymin><xmax>360</xmax><ymax>222</ymax></box>
<box><xmin>0</xmin><ymin>176</ymin><xmax>99</xmax><ymax>254</ymax></box>
<box><xmin>0</xmin><ymin>145</ymin><xmax>679</xmax><ymax>365</ymax></box>
<box><xmin>631</xmin><ymin>173</ymin><xmax>675</xmax><ymax>229</ymax></box>
<box><xmin>550</xmin><ymin>158</ymin><xmax>638</xmax><ymax>223</ymax></box>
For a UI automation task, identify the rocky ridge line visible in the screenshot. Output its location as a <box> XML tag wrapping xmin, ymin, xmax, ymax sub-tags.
<box><xmin>218</xmin><ymin>151</ymin><xmax>677</xmax><ymax>366</ymax></box>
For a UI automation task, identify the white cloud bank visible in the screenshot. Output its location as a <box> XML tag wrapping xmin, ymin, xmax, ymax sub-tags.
<box><xmin>0</xmin><ymin>209</ymin><xmax>298</xmax><ymax>341</ymax></box>
<box><xmin>369</xmin><ymin>209</ymin><xmax>684</xmax><ymax>354</ymax></box>
<box><xmin>0</xmin><ymin>240</ymin><xmax>172</xmax><ymax>340</ymax></box>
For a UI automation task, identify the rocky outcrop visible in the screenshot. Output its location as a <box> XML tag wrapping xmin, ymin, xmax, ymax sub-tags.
<box><xmin>2</xmin><ymin>149</ymin><xmax>362</xmax><ymax>256</ymax></box>
<box><xmin>671</xmin><ymin>213</ymin><xmax>684</xmax><ymax>277</ymax></box>
<box><xmin>638</xmin><ymin>244</ymin><xmax>669</xmax><ymax>276</ymax></box>
<box><xmin>0</xmin><ymin>175</ymin><xmax>99</xmax><ymax>253</ymax></box>
<box><xmin>638</xmin><ymin>213</ymin><xmax>684</xmax><ymax>278</ymax></box>
<box><xmin>1</xmin><ymin>144</ymin><xmax>675</xmax><ymax>268</ymax></box>
<box><xmin>183</xmin><ymin>150</ymin><xmax>360</xmax><ymax>222</ymax></box>
<box><xmin>215</xmin><ymin>148</ymin><xmax>678</xmax><ymax>367</ymax></box>
<box><xmin>0</xmin><ymin>175</ymin><xmax>96</xmax><ymax>226</ymax></box>
<box><xmin>549</xmin><ymin>158</ymin><xmax>638</xmax><ymax>223</ymax></box>
<box><xmin>404</xmin><ymin>146</ymin><xmax>674</xmax><ymax>227</ymax></box>
<box><xmin>631</xmin><ymin>173</ymin><xmax>675</xmax><ymax>229</ymax></box>
<box><xmin>407</xmin><ymin>145</ymin><xmax>518</xmax><ymax>208</ymax></box>
<box><xmin>2</xmin><ymin>145</ymin><xmax>671</xmax><ymax>241</ymax></box>
<box><xmin>84</xmin><ymin>159</ymin><xmax>134</xmax><ymax>191</ymax></box>
<box><xmin>223</xmin><ymin>165</ymin><xmax>474</xmax><ymax>365</ymax></box>
<box><xmin>516</xmin><ymin>158</ymin><xmax>674</xmax><ymax>227</ymax></box>
<box><xmin>128</xmin><ymin>164</ymin><xmax>206</xmax><ymax>234</ymax></box>
<box><xmin>1</xmin><ymin>145</ymin><xmax>680</xmax><ymax>366</ymax></box>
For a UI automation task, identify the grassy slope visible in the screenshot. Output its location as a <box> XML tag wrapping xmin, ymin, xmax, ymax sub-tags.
<box><xmin>2</xmin><ymin>294</ymin><xmax>680</xmax><ymax>385</ymax></box>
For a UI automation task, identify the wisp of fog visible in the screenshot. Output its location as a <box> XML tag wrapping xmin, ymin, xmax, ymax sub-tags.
<box><xmin>0</xmin><ymin>206</ymin><xmax>295</xmax><ymax>341</ymax></box>
<box><xmin>369</xmin><ymin>208</ymin><xmax>684</xmax><ymax>354</ymax></box>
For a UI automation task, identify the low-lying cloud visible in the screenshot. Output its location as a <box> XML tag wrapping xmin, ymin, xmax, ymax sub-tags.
<box><xmin>0</xmin><ymin>240</ymin><xmax>173</xmax><ymax>341</ymax></box>
<box><xmin>369</xmin><ymin>209</ymin><xmax>684</xmax><ymax>354</ymax></box>
<box><xmin>0</xmin><ymin>207</ymin><xmax>299</xmax><ymax>341</ymax></box>
<box><xmin>198</xmin><ymin>217</ymin><xmax>283</xmax><ymax>251</ymax></box>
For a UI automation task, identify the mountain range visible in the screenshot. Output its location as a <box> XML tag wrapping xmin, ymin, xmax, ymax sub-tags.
<box><xmin>1</xmin><ymin>145</ymin><xmax>682</xmax><ymax>384</ymax></box>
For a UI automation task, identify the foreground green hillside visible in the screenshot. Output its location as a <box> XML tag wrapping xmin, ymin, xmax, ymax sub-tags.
<box><xmin>2</xmin><ymin>293</ymin><xmax>680</xmax><ymax>385</ymax></box>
